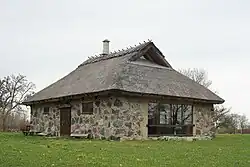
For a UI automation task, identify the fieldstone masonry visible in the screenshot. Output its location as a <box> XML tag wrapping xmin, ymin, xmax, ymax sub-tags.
<box><xmin>71</xmin><ymin>97</ymin><xmax>148</xmax><ymax>140</ymax></box>
<box><xmin>31</xmin><ymin>105</ymin><xmax>60</xmax><ymax>136</ymax></box>
<box><xmin>30</xmin><ymin>96</ymin><xmax>215</xmax><ymax>140</ymax></box>
<box><xmin>31</xmin><ymin>97</ymin><xmax>148</xmax><ymax>139</ymax></box>
<box><xmin>194</xmin><ymin>104</ymin><xmax>215</xmax><ymax>137</ymax></box>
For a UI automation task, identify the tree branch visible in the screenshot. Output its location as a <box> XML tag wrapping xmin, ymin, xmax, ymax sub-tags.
<box><xmin>0</xmin><ymin>74</ymin><xmax>35</xmax><ymax>131</ymax></box>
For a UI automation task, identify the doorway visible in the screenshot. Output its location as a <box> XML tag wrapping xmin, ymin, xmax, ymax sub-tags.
<box><xmin>60</xmin><ymin>107</ymin><xmax>71</xmax><ymax>136</ymax></box>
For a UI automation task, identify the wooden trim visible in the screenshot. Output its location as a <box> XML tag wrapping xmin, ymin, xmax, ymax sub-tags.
<box><xmin>147</xmin><ymin>124</ymin><xmax>195</xmax><ymax>128</ymax></box>
<box><xmin>116</xmin><ymin>90</ymin><xmax>223</xmax><ymax>104</ymax></box>
<box><xmin>81</xmin><ymin>101</ymin><xmax>94</xmax><ymax>115</ymax></box>
<box><xmin>128</xmin><ymin>42</ymin><xmax>171</xmax><ymax>68</ymax></box>
<box><xmin>57</xmin><ymin>104</ymin><xmax>71</xmax><ymax>108</ymax></box>
<box><xmin>148</xmin><ymin>134</ymin><xmax>193</xmax><ymax>137</ymax></box>
<box><xmin>81</xmin><ymin>100</ymin><xmax>93</xmax><ymax>103</ymax></box>
<box><xmin>144</xmin><ymin>53</ymin><xmax>154</xmax><ymax>62</ymax></box>
<box><xmin>128</xmin><ymin>44</ymin><xmax>153</xmax><ymax>61</ymax></box>
<box><xmin>43</xmin><ymin>107</ymin><xmax>49</xmax><ymax>115</ymax></box>
<box><xmin>191</xmin><ymin>105</ymin><xmax>194</xmax><ymax>127</ymax></box>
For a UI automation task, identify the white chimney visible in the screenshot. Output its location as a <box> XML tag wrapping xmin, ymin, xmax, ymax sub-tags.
<box><xmin>102</xmin><ymin>39</ymin><xmax>110</xmax><ymax>55</ymax></box>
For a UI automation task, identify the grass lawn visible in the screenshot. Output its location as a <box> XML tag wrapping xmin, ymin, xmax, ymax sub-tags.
<box><xmin>0</xmin><ymin>133</ymin><xmax>250</xmax><ymax>167</ymax></box>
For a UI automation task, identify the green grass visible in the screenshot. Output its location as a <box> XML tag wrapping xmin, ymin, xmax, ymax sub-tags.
<box><xmin>0</xmin><ymin>133</ymin><xmax>250</xmax><ymax>167</ymax></box>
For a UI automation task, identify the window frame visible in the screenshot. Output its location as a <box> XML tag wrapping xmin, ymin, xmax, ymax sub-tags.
<box><xmin>43</xmin><ymin>107</ymin><xmax>49</xmax><ymax>115</ymax></box>
<box><xmin>148</xmin><ymin>102</ymin><xmax>193</xmax><ymax>125</ymax></box>
<box><xmin>159</xmin><ymin>104</ymin><xmax>171</xmax><ymax>125</ymax></box>
<box><xmin>82</xmin><ymin>101</ymin><xmax>93</xmax><ymax>115</ymax></box>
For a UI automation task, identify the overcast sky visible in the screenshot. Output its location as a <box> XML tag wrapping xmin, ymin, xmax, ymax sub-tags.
<box><xmin>0</xmin><ymin>0</ymin><xmax>249</xmax><ymax>117</ymax></box>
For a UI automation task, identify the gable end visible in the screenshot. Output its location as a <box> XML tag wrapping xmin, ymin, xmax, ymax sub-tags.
<box><xmin>128</xmin><ymin>42</ymin><xmax>172</xmax><ymax>68</ymax></box>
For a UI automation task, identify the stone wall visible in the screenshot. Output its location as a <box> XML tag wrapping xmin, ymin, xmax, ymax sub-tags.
<box><xmin>194</xmin><ymin>104</ymin><xmax>215</xmax><ymax>137</ymax></box>
<box><xmin>71</xmin><ymin>97</ymin><xmax>148</xmax><ymax>140</ymax></box>
<box><xmin>30</xmin><ymin>96</ymin><xmax>148</xmax><ymax>139</ymax></box>
<box><xmin>30</xmin><ymin>96</ymin><xmax>216</xmax><ymax>139</ymax></box>
<box><xmin>31</xmin><ymin>104</ymin><xmax>60</xmax><ymax>136</ymax></box>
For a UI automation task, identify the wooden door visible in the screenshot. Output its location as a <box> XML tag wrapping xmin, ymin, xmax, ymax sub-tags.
<box><xmin>60</xmin><ymin>107</ymin><xmax>71</xmax><ymax>136</ymax></box>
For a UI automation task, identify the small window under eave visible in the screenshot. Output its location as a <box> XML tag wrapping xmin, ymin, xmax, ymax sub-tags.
<box><xmin>144</xmin><ymin>47</ymin><xmax>171</xmax><ymax>68</ymax></box>
<box><xmin>131</xmin><ymin>45</ymin><xmax>172</xmax><ymax>68</ymax></box>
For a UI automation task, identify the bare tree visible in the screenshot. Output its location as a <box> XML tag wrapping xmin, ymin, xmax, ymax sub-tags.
<box><xmin>178</xmin><ymin>68</ymin><xmax>230</xmax><ymax>130</ymax></box>
<box><xmin>178</xmin><ymin>68</ymin><xmax>212</xmax><ymax>88</ymax></box>
<box><xmin>0</xmin><ymin>74</ymin><xmax>35</xmax><ymax>131</ymax></box>
<box><xmin>239</xmin><ymin>114</ymin><xmax>248</xmax><ymax>133</ymax></box>
<box><xmin>230</xmin><ymin>114</ymin><xmax>241</xmax><ymax>133</ymax></box>
<box><xmin>218</xmin><ymin>113</ymin><xmax>238</xmax><ymax>134</ymax></box>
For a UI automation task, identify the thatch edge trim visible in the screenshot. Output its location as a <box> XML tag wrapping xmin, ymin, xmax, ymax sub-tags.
<box><xmin>22</xmin><ymin>89</ymin><xmax>224</xmax><ymax>106</ymax></box>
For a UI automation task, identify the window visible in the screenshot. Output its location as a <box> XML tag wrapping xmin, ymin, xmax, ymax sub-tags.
<box><xmin>148</xmin><ymin>103</ymin><xmax>171</xmax><ymax>124</ymax></box>
<box><xmin>172</xmin><ymin>104</ymin><xmax>182</xmax><ymax>125</ymax></box>
<box><xmin>148</xmin><ymin>102</ymin><xmax>194</xmax><ymax>136</ymax></box>
<box><xmin>82</xmin><ymin>102</ymin><xmax>93</xmax><ymax>114</ymax></box>
<box><xmin>182</xmin><ymin>105</ymin><xmax>192</xmax><ymax>125</ymax></box>
<box><xmin>172</xmin><ymin>104</ymin><xmax>192</xmax><ymax>125</ymax></box>
<box><xmin>159</xmin><ymin>104</ymin><xmax>171</xmax><ymax>124</ymax></box>
<box><xmin>148</xmin><ymin>103</ymin><xmax>193</xmax><ymax>125</ymax></box>
<box><xmin>148</xmin><ymin>103</ymin><xmax>158</xmax><ymax>119</ymax></box>
<box><xmin>43</xmin><ymin>107</ymin><xmax>49</xmax><ymax>115</ymax></box>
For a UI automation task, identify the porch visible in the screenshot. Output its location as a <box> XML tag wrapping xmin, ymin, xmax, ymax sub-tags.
<box><xmin>147</xmin><ymin>103</ymin><xmax>194</xmax><ymax>137</ymax></box>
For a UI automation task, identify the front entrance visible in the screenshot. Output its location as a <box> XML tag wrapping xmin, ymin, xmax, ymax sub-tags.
<box><xmin>60</xmin><ymin>107</ymin><xmax>71</xmax><ymax>136</ymax></box>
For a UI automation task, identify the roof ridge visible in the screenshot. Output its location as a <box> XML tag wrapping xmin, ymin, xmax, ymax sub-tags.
<box><xmin>78</xmin><ymin>40</ymin><xmax>152</xmax><ymax>67</ymax></box>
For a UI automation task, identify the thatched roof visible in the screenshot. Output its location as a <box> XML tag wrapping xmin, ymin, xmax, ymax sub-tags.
<box><xmin>24</xmin><ymin>41</ymin><xmax>224</xmax><ymax>104</ymax></box>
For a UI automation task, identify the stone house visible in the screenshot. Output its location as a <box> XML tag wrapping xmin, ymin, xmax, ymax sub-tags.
<box><xmin>23</xmin><ymin>40</ymin><xmax>224</xmax><ymax>140</ymax></box>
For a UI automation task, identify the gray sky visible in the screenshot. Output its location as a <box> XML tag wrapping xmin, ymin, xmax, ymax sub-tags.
<box><xmin>1</xmin><ymin>0</ymin><xmax>249</xmax><ymax>117</ymax></box>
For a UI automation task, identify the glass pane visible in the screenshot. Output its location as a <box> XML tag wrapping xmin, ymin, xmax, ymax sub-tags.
<box><xmin>182</xmin><ymin>105</ymin><xmax>192</xmax><ymax>124</ymax></box>
<box><xmin>159</xmin><ymin>104</ymin><xmax>171</xmax><ymax>124</ymax></box>
<box><xmin>160</xmin><ymin>112</ymin><xmax>167</xmax><ymax>124</ymax></box>
<box><xmin>171</xmin><ymin>104</ymin><xmax>181</xmax><ymax>125</ymax></box>
<box><xmin>148</xmin><ymin>103</ymin><xmax>158</xmax><ymax>119</ymax></box>
<box><xmin>82</xmin><ymin>102</ymin><xmax>93</xmax><ymax>114</ymax></box>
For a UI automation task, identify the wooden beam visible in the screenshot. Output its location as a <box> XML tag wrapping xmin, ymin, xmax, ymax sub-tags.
<box><xmin>144</xmin><ymin>53</ymin><xmax>154</xmax><ymax>62</ymax></box>
<box><xmin>147</xmin><ymin>124</ymin><xmax>194</xmax><ymax>127</ymax></box>
<box><xmin>129</xmin><ymin>45</ymin><xmax>153</xmax><ymax>61</ymax></box>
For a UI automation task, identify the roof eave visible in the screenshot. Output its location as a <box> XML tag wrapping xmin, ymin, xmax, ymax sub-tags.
<box><xmin>22</xmin><ymin>89</ymin><xmax>225</xmax><ymax>105</ymax></box>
